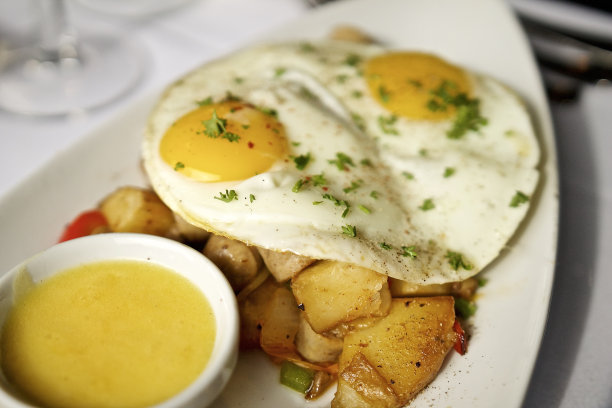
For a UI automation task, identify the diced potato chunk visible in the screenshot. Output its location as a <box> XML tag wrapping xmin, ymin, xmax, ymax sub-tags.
<box><xmin>291</xmin><ymin>261</ymin><xmax>391</xmax><ymax>333</ymax></box>
<box><xmin>203</xmin><ymin>235</ymin><xmax>262</xmax><ymax>292</ymax></box>
<box><xmin>99</xmin><ymin>186</ymin><xmax>175</xmax><ymax>236</ymax></box>
<box><xmin>295</xmin><ymin>313</ymin><xmax>343</xmax><ymax>364</ymax></box>
<box><xmin>329</xmin><ymin>25</ymin><xmax>375</xmax><ymax>44</ymax></box>
<box><xmin>390</xmin><ymin>277</ymin><xmax>478</xmax><ymax>299</ymax></box>
<box><xmin>257</xmin><ymin>247</ymin><xmax>315</xmax><ymax>282</ymax></box>
<box><xmin>260</xmin><ymin>286</ymin><xmax>300</xmax><ymax>358</ymax></box>
<box><xmin>238</xmin><ymin>276</ymin><xmax>279</xmax><ymax>349</ymax></box>
<box><xmin>332</xmin><ymin>297</ymin><xmax>457</xmax><ymax>408</ymax></box>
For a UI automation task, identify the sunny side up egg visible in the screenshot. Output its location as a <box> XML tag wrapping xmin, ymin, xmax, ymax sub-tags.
<box><xmin>142</xmin><ymin>40</ymin><xmax>539</xmax><ymax>284</ymax></box>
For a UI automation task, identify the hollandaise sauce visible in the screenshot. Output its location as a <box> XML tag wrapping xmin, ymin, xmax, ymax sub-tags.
<box><xmin>0</xmin><ymin>260</ymin><xmax>216</xmax><ymax>408</ymax></box>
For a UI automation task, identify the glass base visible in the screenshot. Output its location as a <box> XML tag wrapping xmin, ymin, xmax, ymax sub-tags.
<box><xmin>0</xmin><ymin>34</ymin><xmax>144</xmax><ymax>116</ymax></box>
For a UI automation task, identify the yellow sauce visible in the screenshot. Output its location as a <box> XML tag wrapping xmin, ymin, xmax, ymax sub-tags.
<box><xmin>0</xmin><ymin>260</ymin><xmax>216</xmax><ymax>408</ymax></box>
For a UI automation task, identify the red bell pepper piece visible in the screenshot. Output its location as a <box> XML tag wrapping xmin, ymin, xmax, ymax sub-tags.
<box><xmin>58</xmin><ymin>210</ymin><xmax>108</xmax><ymax>243</ymax></box>
<box><xmin>453</xmin><ymin>318</ymin><xmax>468</xmax><ymax>355</ymax></box>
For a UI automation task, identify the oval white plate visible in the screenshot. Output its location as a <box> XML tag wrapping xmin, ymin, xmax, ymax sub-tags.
<box><xmin>0</xmin><ymin>0</ymin><xmax>558</xmax><ymax>407</ymax></box>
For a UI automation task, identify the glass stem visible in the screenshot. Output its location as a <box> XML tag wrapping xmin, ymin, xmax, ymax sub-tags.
<box><xmin>38</xmin><ymin>0</ymin><xmax>79</xmax><ymax>63</ymax></box>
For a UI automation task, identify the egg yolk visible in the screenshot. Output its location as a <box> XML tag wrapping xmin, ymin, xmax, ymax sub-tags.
<box><xmin>160</xmin><ymin>101</ymin><xmax>289</xmax><ymax>182</ymax></box>
<box><xmin>365</xmin><ymin>52</ymin><xmax>471</xmax><ymax>121</ymax></box>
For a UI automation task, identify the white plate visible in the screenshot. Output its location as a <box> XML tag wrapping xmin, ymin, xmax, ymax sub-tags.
<box><xmin>0</xmin><ymin>0</ymin><xmax>558</xmax><ymax>407</ymax></box>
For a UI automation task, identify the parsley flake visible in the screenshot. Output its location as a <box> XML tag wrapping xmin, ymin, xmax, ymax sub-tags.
<box><xmin>455</xmin><ymin>297</ymin><xmax>477</xmax><ymax>318</ymax></box>
<box><xmin>358</xmin><ymin>204</ymin><xmax>371</xmax><ymax>214</ymax></box>
<box><xmin>174</xmin><ymin>161</ymin><xmax>185</xmax><ymax>171</ymax></box>
<box><xmin>322</xmin><ymin>193</ymin><xmax>350</xmax><ymax>217</ymax></box>
<box><xmin>379</xmin><ymin>242</ymin><xmax>392</xmax><ymax>250</ymax></box>
<box><xmin>370</xmin><ymin>190</ymin><xmax>379</xmax><ymax>199</ymax></box>
<box><xmin>510</xmin><ymin>191</ymin><xmax>529</xmax><ymax>207</ymax></box>
<box><xmin>222</xmin><ymin>132</ymin><xmax>241</xmax><ymax>142</ymax></box>
<box><xmin>444</xmin><ymin>167</ymin><xmax>455</xmax><ymax>178</ymax></box>
<box><xmin>352</xmin><ymin>90</ymin><xmax>363</xmax><ymax>98</ymax></box>
<box><xmin>343</xmin><ymin>180</ymin><xmax>362</xmax><ymax>194</ymax></box>
<box><xmin>445</xmin><ymin>251</ymin><xmax>473</xmax><ymax>271</ymax></box>
<box><xmin>274</xmin><ymin>67</ymin><xmax>286</xmax><ymax>78</ymax></box>
<box><xmin>203</xmin><ymin>110</ymin><xmax>227</xmax><ymax>138</ymax></box>
<box><xmin>336</xmin><ymin>74</ymin><xmax>349</xmax><ymax>84</ymax></box>
<box><xmin>299</xmin><ymin>42</ymin><xmax>315</xmax><ymax>52</ymax></box>
<box><xmin>344</xmin><ymin>53</ymin><xmax>361</xmax><ymax>67</ymax></box>
<box><xmin>292</xmin><ymin>153</ymin><xmax>311</xmax><ymax>170</ymax></box>
<box><xmin>214</xmin><ymin>189</ymin><xmax>238</xmax><ymax>203</ymax></box>
<box><xmin>342</xmin><ymin>224</ymin><xmax>357</xmax><ymax>237</ymax></box>
<box><xmin>402</xmin><ymin>171</ymin><xmax>414</xmax><ymax>180</ymax></box>
<box><xmin>378</xmin><ymin>114</ymin><xmax>399</xmax><ymax>135</ymax></box>
<box><xmin>401</xmin><ymin>245</ymin><xmax>417</xmax><ymax>259</ymax></box>
<box><xmin>312</xmin><ymin>201</ymin><xmax>323</xmax><ymax>205</ymax></box>
<box><xmin>351</xmin><ymin>112</ymin><xmax>366</xmax><ymax>131</ymax></box>
<box><xmin>234</xmin><ymin>77</ymin><xmax>244</xmax><ymax>84</ymax></box>
<box><xmin>312</xmin><ymin>173</ymin><xmax>327</xmax><ymax>186</ymax></box>
<box><xmin>258</xmin><ymin>106</ymin><xmax>278</xmax><ymax>118</ymax></box>
<box><xmin>196</xmin><ymin>96</ymin><xmax>213</xmax><ymax>106</ymax></box>
<box><xmin>378</xmin><ymin>85</ymin><xmax>391</xmax><ymax>103</ymax></box>
<box><xmin>419</xmin><ymin>198</ymin><xmax>435</xmax><ymax>211</ymax></box>
<box><xmin>241</xmin><ymin>124</ymin><xmax>250</xmax><ymax>130</ymax></box>
<box><xmin>292</xmin><ymin>178</ymin><xmax>309</xmax><ymax>193</ymax></box>
<box><xmin>249</xmin><ymin>194</ymin><xmax>256</xmax><ymax>203</ymax></box>
<box><xmin>329</xmin><ymin>152</ymin><xmax>355</xmax><ymax>171</ymax></box>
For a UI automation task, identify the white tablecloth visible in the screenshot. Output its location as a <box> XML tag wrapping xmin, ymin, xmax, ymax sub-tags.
<box><xmin>1</xmin><ymin>1</ymin><xmax>611</xmax><ymax>407</ymax></box>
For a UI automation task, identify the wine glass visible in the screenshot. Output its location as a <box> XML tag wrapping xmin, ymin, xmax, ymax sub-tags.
<box><xmin>0</xmin><ymin>0</ymin><xmax>144</xmax><ymax>116</ymax></box>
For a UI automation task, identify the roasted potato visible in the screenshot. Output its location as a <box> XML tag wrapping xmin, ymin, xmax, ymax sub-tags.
<box><xmin>238</xmin><ymin>275</ymin><xmax>280</xmax><ymax>349</ymax></box>
<box><xmin>329</xmin><ymin>25</ymin><xmax>375</xmax><ymax>44</ymax></box>
<box><xmin>291</xmin><ymin>261</ymin><xmax>391</xmax><ymax>333</ymax></box>
<box><xmin>173</xmin><ymin>213</ymin><xmax>210</xmax><ymax>244</ymax></box>
<box><xmin>99</xmin><ymin>186</ymin><xmax>175</xmax><ymax>236</ymax></box>
<box><xmin>332</xmin><ymin>297</ymin><xmax>457</xmax><ymax>408</ymax></box>
<box><xmin>389</xmin><ymin>277</ymin><xmax>478</xmax><ymax>299</ymax></box>
<box><xmin>203</xmin><ymin>235</ymin><xmax>263</xmax><ymax>292</ymax></box>
<box><xmin>295</xmin><ymin>313</ymin><xmax>343</xmax><ymax>364</ymax></box>
<box><xmin>260</xmin><ymin>286</ymin><xmax>300</xmax><ymax>359</ymax></box>
<box><xmin>257</xmin><ymin>247</ymin><xmax>315</xmax><ymax>282</ymax></box>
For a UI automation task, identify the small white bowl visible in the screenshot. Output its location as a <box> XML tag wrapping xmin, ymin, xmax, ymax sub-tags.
<box><xmin>0</xmin><ymin>233</ymin><xmax>239</xmax><ymax>408</ymax></box>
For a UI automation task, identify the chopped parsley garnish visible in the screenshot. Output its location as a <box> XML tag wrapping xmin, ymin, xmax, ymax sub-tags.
<box><xmin>258</xmin><ymin>106</ymin><xmax>278</xmax><ymax>118</ymax></box>
<box><xmin>344</xmin><ymin>53</ymin><xmax>361</xmax><ymax>67</ymax></box>
<box><xmin>312</xmin><ymin>173</ymin><xmax>327</xmax><ymax>186</ymax></box>
<box><xmin>202</xmin><ymin>110</ymin><xmax>240</xmax><ymax>142</ymax></box>
<box><xmin>352</xmin><ymin>90</ymin><xmax>363</xmax><ymax>98</ymax></box>
<box><xmin>510</xmin><ymin>191</ymin><xmax>529</xmax><ymax>207</ymax></box>
<box><xmin>274</xmin><ymin>67</ymin><xmax>286</xmax><ymax>77</ymax></box>
<box><xmin>174</xmin><ymin>161</ymin><xmax>185</xmax><ymax>171</ymax></box>
<box><xmin>341</xmin><ymin>224</ymin><xmax>357</xmax><ymax>237</ymax></box>
<box><xmin>312</xmin><ymin>201</ymin><xmax>323</xmax><ymax>205</ymax></box>
<box><xmin>378</xmin><ymin>85</ymin><xmax>391</xmax><ymax>103</ymax></box>
<box><xmin>444</xmin><ymin>167</ymin><xmax>455</xmax><ymax>178</ymax></box>
<box><xmin>292</xmin><ymin>153</ymin><xmax>311</xmax><ymax>170</ymax></box>
<box><xmin>292</xmin><ymin>178</ymin><xmax>308</xmax><ymax>193</ymax></box>
<box><xmin>241</xmin><ymin>124</ymin><xmax>250</xmax><ymax>130</ymax></box>
<box><xmin>299</xmin><ymin>42</ymin><xmax>315</xmax><ymax>52</ymax></box>
<box><xmin>203</xmin><ymin>110</ymin><xmax>226</xmax><ymax>138</ymax></box>
<box><xmin>427</xmin><ymin>81</ymin><xmax>488</xmax><ymax>139</ymax></box>
<box><xmin>455</xmin><ymin>297</ymin><xmax>477</xmax><ymax>318</ymax></box>
<box><xmin>402</xmin><ymin>171</ymin><xmax>414</xmax><ymax>180</ymax></box>
<box><xmin>419</xmin><ymin>198</ymin><xmax>435</xmax><ymax>211</ymax></box>
<box><xmin>477</xmin><ymin>277</ymin><xmax>488</xmax><ymax>287</ymax></box>
<box><xmin>401</xmin><ymin>245</ymin><xmax>417</xmax><ymax>259</ymax></box>
<box><xmin>234</xmin><ymin>77</ymin><xmax>244</xmax><ymax>84</ymax></box>
<box><xmin>419</xmin><ymin>148</ymin><xmax>428</xmax><ymax>157</ymax></box>
<box><xmin>343</xmin><ymin>180</ymin><xmax>362</xmax><ymax>194</ymax></box>
<box><xmin>370</xmin><ymin>190</ymin><xmax>379</xmax><ymax>199</ymax></box>
<box><xmin>328</xmin><ymin>152</ymin><xmax>355</xmax><ymax>171</ymax></box>
<box><xmin>222</xmin><ymin>132</ymin><xmax>241</xmax><ymax>143</ymax></box>
<box><xmin>300</xmin><ymin>86</ymin><xmax>316</xmax><ymax>100</ymax></box>
<box><xmin>222</xmin><ymin>91</ymin><xmax>242</xmax><ymax>102</ymax></box>
<box><xmin>196</xmin><ymin>96</ymin><xmax>213</xmax><ymax>106</ymax></box>
<box><xmin>360</xmin><ymin>158</ymin><xmax>372</xmax><ymax>167</ymax></box>
<box><xmin>379</xmin><ymin>242</ymin><xmax>392</xmax><ymax>250</ymax></box>
<box><xmin>322</xmin><ymin>193</ymin><xmax>350</xmax><ymax>217</ymax></box>
<box><xmin>407</xmin><ymin>79</ymin><xmax>423</xmax><ymax>88</ymax></box>
<box><xmin>336</xmin><ymin>74</ymin><xmax>349</xmax><ymax>84</ymax></box>
<box><xmin>214</xmin><ymin>189</ymin><xmax>238</xmax><ymax>203</ymax></box>
<box><xmin>445</xmin><ymin>251</ymin><xmax>473</xmax><ymax>271</ymax></box>
<box><xmin>249</xmin><ymin>194</ymin><xmax>256</xmax><ymax>203</ymax></box>
<box><xmin>291</xmin><ymin>141</ymin><xmax>301</xmax><ymax>147</ymax></box>
<box><xmin>358</xmin><ymin>204</ymin><xmax>371</xmax><ymax>214</ymax></box>
<box><xmin>351</xmin><ymin>112</ymin><xmax>366</xmax><ymax>131</ymax></box>
<box><xmin>378</xmin><ymin>114</ymin><xmax>399</xmax><ymax>135</ymax></box>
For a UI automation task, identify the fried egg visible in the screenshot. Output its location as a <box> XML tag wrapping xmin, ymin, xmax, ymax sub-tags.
<box><xmin>142</xmin><ymin>40</ymin><xmax>539</xmax><ymax>284</ymax></box>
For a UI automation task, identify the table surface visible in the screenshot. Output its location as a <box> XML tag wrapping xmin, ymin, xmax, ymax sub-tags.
<box><xmin>1</xmin><ymin>1</ymin><xmax>611</xmax><ymax>407</ymax></box>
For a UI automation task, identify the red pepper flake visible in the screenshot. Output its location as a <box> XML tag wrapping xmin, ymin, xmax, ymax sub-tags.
<box><xmin>248</xmin><ymin>141</ymin><xmax>254</xmax><ymax>149</ymax></box>
<box><xmin>322</xmin><ymin>187</ymin><xmax>329</xmax><ymax>191</ymax></box>
<box><xmin>266</xmin><ymin>123</ymin><xmax>271</xmax><ymax>129</ymax></box>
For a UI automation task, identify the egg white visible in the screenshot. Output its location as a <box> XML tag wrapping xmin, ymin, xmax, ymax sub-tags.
<box><xmin>142</xmin><ymin>40</ymin><xmax>539</xmax><ymax>284</ymax></box>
